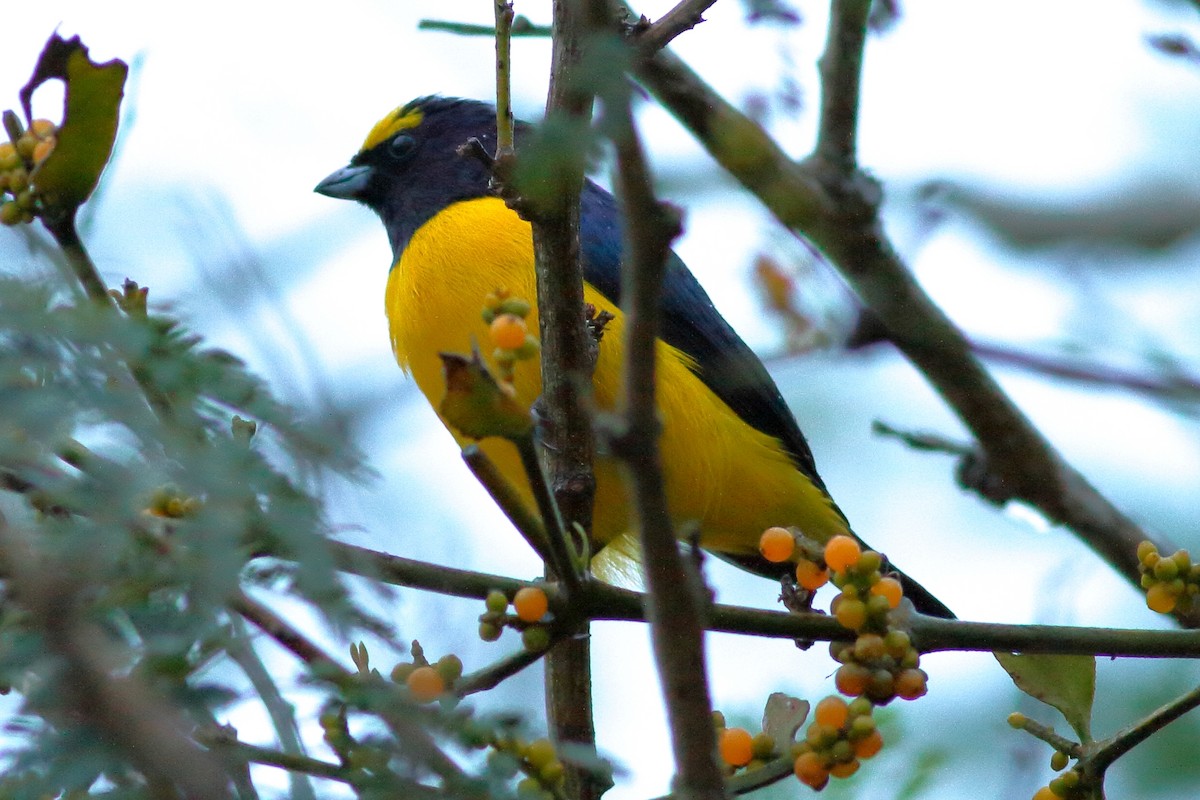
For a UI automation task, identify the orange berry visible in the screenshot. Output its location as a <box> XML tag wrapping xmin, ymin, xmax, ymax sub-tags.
<box><xmin>793</xmin><ymin>751</ymin><xmax>828</xmax><ymax>789</ymax></box>
<box><xmin>828</xmin><ymin>758</ymin><xmax>859</xmax><ymax>779</ymax></box>
<box><xmin>835</xmin><ymin>663</ymin><xmax>870</xmax><ymax>697</ymax></box>
<box><xmin>824</xmin><ymin>535</ymin><xmax>862</xmax><ymax>573</ymax></box>
<box><xmin>513</xmin><ymin>586</ymin><xmax>549</xmax><ymax>622</ymax></box>
<box><xmin>489</xmin><ymin>313</ymin><xmax>528</xmax><ymax>350</ymax></box>
<box><xmin>895</xmin><ymin>668</ymin><xmax>928</xmax><ymax>700</ymax></box>
<box><xmin>405</xmin><ymin>666</ymin><xmax>446</xmax><ymax>702</ymax></box>
<box><xmin>30</xmin><ymin>119</ymin><xmax>56</xmax><ymax>139</ymax></box>
<box><xmin>32</xmin><ymin>138</ymin><xmax>54</xmax><ymax>164</ymax></box>
<box><xmin>1146</xmin><ymin>583</ymin><xmax>1178</xmax><ymax>614</ymax></box>
<box><xmin>870</xmin><ymin>576</ymin><xmax>903</xmax><ymax>609</ymax></box>
<box><xmin>719</xmin><ymin>727</ymin><xmax>754</xmax><ymax>767</ymax></box>
<box><xmin>795</xmin><ymin>558</ymin><xmax>829</xmax><ymax>591</ymax></box>
<box><xmin>758</xmin><ymin>526</ymin><xmax>795</xmax><ymax>563</ymax></box>
<box><xmin>813</xmin><ymin>696</ymin><xmax>849</xmax><ymax>730</ymax></box>
<box><xmin>852</xmin><ymin>729</ymin><xmax>883</xmax><ymax>759</ymax></box>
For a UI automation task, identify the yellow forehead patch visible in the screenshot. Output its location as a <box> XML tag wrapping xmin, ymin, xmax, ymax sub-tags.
<box><xmin>360</xmin><ymin>105</ymin><xmax>424</xmax><ymax>152</ymax></box>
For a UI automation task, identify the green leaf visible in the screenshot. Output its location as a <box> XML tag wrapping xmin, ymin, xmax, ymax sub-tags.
<box><xmin>995</xmin><ymin>652</ymin><xmax>1095</xmax><ymax>742</ymax></box>
<box><xmin>438</xmin><ymin>350</ymin><xmax>533</xmax><ymax>441</ymax></box>
<box><xmin>19</xmin><ymin>33</ymin><xmax>127</xmax><ymax>208</ymax></box>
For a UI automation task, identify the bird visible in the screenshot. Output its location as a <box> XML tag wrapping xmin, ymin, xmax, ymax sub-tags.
<box><xmin>315</xmin><ymin>96</ymin><xmax>952</xmax><ymax>619</ymax></box>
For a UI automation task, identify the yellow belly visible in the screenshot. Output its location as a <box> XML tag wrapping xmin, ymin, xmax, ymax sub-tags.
<box><xmin>385</xmin><ymin>197</ymin><xmax>848</xmax><ymax>560</ymax></box>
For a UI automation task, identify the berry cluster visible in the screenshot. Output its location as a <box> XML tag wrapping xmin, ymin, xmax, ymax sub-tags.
<box><xmin>0</xmin><ymin>118</ymin><xmax>56</xmax><ymax>226</ymax></box>
<box><xmin>792</xmin><ymin>696</ymin><xmax>883</xmax><ymax>790</ymax></box>
<box><xmin>390</xmin><ymin>647</ymin><xmax>464</xmax><ymax>703</ymax></box>
<box><xmin>713</xmin><ymin>712</ymin><xmax>778</xmax><ymax>774</ymax></box>
<box><xmin>1136</xmin><ymin>540</ymin><xmax>1198</xmax><ymax>614</ymax></box>
<box><xmin>479</xmin><ymin>586</ymin><xmax>552</xmax><ymax>652</ymax></box>
<box><xmin>486</xmin><ymin>735</ymin><xmax>566</xmax><ymax>800</ymax></box>
<box><xmin>824</xmin><ymin>535</ymin><xmax>927</xmax><ymax>704</ymax></box>
<box><xmin>1008</xmin><ymin>714</ymin><xmax>1082</xmax><ymax>800</ymax></box>
<box><xmin>482</xmin><ymin>290</ymin><xmax>539</xmax><ymax>384</ymax></box>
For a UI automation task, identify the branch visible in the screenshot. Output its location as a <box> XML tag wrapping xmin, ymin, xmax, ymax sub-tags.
<box><xmin>534</xmin><ymin>5</ymin><xmax>604</xmax><ymax>799</ymax></box>
<box><xmin>318</xmin><ymin>543</ymin><xmax>1200</xmax><ymax>658</ymax></box>
<box><xmin>636</xmin><ymin>0</ymin><xmax>721</xmax><ymax>52</ymax></box>
<box><xmin>595</xmin><ymin>22</ymin><xmax>726</xmax><ymax>798</ymax></box>
<box><xmin>814</xmin><ymin>0</ymin><xmax>869</xmax><ymax>168</ymax></box>
<box><xmin>626</xmin><ymin>2</ymin><xmax>1199</xmax><ymax>626</ymax></box>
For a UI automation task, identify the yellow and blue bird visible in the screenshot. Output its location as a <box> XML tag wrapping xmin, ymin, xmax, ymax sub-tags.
<box><xmin>316</xmin><ymin>96</ymin><xmax>951</xmax><ymax>618</ymax></box>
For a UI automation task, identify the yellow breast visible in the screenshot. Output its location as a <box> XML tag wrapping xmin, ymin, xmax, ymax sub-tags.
<box><xmin>385</xmin><ymin>197</ymin><xmax>848</xmax><ymax>559</ymax></box>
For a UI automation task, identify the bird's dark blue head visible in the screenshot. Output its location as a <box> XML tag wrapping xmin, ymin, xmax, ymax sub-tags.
<box><xmin>315</xmin><ymin>96</ymin><xmax>500</xmax><ymax>258</ymax></box>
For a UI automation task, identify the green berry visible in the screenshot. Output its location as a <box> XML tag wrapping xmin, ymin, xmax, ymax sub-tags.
<box><xmin>486</xmin><ymin>589</ymin><xmax>509</xmax><ymax>613</ymax></box>
<box><xmin>479</xmin><ymin>621</ymin><xmax>502</xmax><ymax>642</ymax></box>
<box><xmin>1050</xmin><ymin>750</ymin><xmax>1069</xmax><ymax>771</ymax></box>
<box><xmin>435</xmin><ymin>654</ymin><xmax>464</xmax><ymax>683</ymax></box>
<box><xmin>521</xmin><ymin>625</ymin><xmax>550</xmax><ymax>652</ymax></box>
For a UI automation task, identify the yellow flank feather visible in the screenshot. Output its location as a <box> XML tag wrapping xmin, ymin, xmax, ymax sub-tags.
<box><xmin>385</xmin><ymin>196</ymin><xmax>850</xmax><ymax>562</ymax></box>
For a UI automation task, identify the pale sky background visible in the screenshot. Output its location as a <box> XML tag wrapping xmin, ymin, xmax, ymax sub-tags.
<box><xmin>4</xmin><ymin>1</ymin><xmax>1200</xmax><ymax>798</ymax></box>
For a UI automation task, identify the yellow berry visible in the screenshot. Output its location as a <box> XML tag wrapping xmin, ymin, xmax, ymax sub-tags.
<box><xmin>0</xmin><ymin>142</ymin><xmax>17</xmax><ymax>170</ymax></box>
<box><xmin>813</xmin><ymin>696</ymin><xmax>849</xmax><ymax>729</ymax></box>
<box><xmin>15</xmin><ymin>134</ymin><xmax>37</xmax><ymax>160</ymax></box>
<box><xmin>870</xmin><ymin>576</ymin><xmax>903</xmax><ymax>609</ymax></box>
<box><xmin>1032</xmin><ymin>787</ymin><xmax>1058</xmax><ymax>800</ymax></box>
<box><xmin>719</xmin><ymin>727</ymin><xmax>754</xmax><ymax>767</ymax></box>
<box><xmin>795</xmin><ymin>558</ymin><xmax>829</xmax><ymax>590</ymax></box>
<box><xmin>1147</xmin><ymin>582</ymin><xmax>1178</xmax><ymax>614</ymax></box>
<box><xmin>490</xmin><ymin>313</ymin><xmax>528</xmax><ymax>350</ymax></box>
<box><xmin>758</xmin><ymin>526</ymin><xmax>795</xmax><ymax>563</ymax></box>
<box><xmin>405</xmin><ymin>665</ymin><xmax>446</xmax><ymax>702</ymax></box>
<box><xmin>0</xmin><ymin>202</ymin><xmax>23</xmax><ymax>226</ymax></box>
<box><xmin>513</xmin><ymin>586</ymin><xmax>549</xmax><ymax>622</ymax></box>
<box><xmin>524</xmin><ymin>738</ymin><xmax>556</xmax><ymax>770</ymax></box>
<box><xmin>1137</xmin><ymin>540</ymin><xmax>1157</xmax><ymax>564</ymax></box>
<box><xmin>824</xmin><ymin>535</ymin><xmax>862</xmax><ymax>573</ymax></box>
<box><xmin>1050</xmin><ymin>750</ymin><xmax>1069</xmax><ymax>771</ymax></box>
<box><xmin>833</xmin><ymin>597</ymin><xmax>867</xmax><ymax>631</ymax></box>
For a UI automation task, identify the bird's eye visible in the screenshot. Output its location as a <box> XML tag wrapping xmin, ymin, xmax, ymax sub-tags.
<box><xmin>387</xmin><ymin>134</ymin><xmax>416</xmax><ymax>162</ymax></box>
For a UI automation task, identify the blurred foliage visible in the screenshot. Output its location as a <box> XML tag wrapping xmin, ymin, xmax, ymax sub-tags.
<box><xmin>0</xmin><ymin>271</ymin><xmax>561</xmax><ymax>797</ymax></box>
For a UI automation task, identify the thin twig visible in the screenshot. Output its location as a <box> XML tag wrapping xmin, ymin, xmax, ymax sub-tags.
<box><xmin>596</xmin><ymin>18</ymin><xmax>727</xmax><ymax>797</ymax></box>
<box><xmin>814</xmin><ymin>0</ymin><xmax>869</xmax><ymax>168</ymax></box>
<box><xmin>494</xmin><ymin>1</ymin><xmax>517</xmax><ymax>154</ymax></box>
<box><xmin>462</xmin><ymin>444</ymin><xmax>553</xmax><ymax>565</ymax></box>
<box><xmin>637</xmin><ymin>0</ymin><xmax>721</xmax><ymax>52</ymax></box>
<box><xmin>225</xmin><ymin>617</ymin><xmax>317</xmax><ymax>800</ymax></box>
<box><xmin>1088</xmin><ymin>682</ymin><xmax>1200</xmax><ymax>772</ymax></box>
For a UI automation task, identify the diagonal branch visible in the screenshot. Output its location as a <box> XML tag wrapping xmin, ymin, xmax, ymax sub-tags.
<box><xmin>625</xmin><ymin>2</ymin><xmax>1198</xmax><ymax>626</ymax></box>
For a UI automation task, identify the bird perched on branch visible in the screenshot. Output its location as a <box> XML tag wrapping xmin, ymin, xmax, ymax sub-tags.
<box><xmin>316</xmin><ymin>96</ymin><xmax>952</xmax><ymax>619</ymax></box>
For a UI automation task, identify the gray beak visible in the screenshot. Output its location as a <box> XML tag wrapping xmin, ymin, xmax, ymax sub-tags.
<box><xmin>314</xmin><ymin>164</ymin><xmax>372</xmax><ymax>199</ymax></box>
